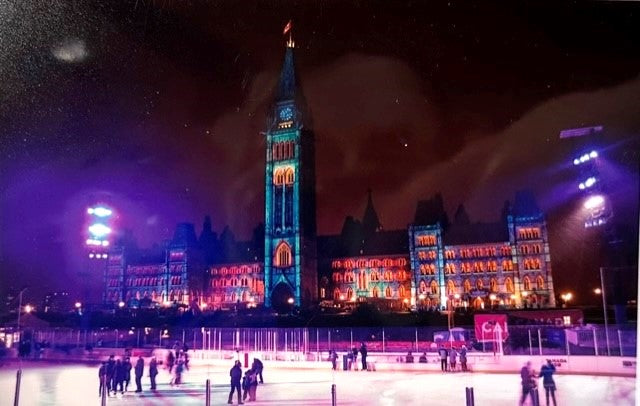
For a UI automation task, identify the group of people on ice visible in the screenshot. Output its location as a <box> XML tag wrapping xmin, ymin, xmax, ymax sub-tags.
<box><xmin>328</xmin><ymin>342</ymin><xmax>369</xmax><ymax>371</ymax></box>
<box><xmin>437</xmin><ymin>345</ymin><xmax>468</xmax><ymax>372</ymax></box>
<box><xmin>228</xmin><ymin>358</ymin><xmax>264</xmax><ymax>404</ymax></box>
<box><xmin>97</xmin><ymin>341</ymin><xmax>190</xmax><ymax>396</ymax></box>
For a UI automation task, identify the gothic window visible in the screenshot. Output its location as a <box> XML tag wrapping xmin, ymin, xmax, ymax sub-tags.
<box><xmin>334</xmin><ymin>288</ymin><xmax>341</xmax><ymax>300</ymax></box>
<box><xmin>383</xmin><ymin>258</ymin><xmax>393</xmax><ymax>267</ymax></box>
<box><xmin>274</xmin><ymin>242</ymin><xmax>292</xmax><ymax>267</ymax></box>
<box><xmin>331</xmin><ymin>260</ymin><xmax>342</xmax><ymax>269</ymax></box>
<box><xmin>397</xmin><ymin>270</ymin><xmax>406</xmax><ymax>281</ymax></box>
<box><xmin>395</xmin><ymin>258</ymin><xmax>407</xmax><ymax>266</ymax></box>
<box><xmin>536</xmin><ymin>276</ymin><xmax>545</xmax><ymax>290</ymax></box>
<box><xmin>447</xmin><ymin>280</ymin><xmax>456</xmax><ymax>295</ymax></box>
<box><xmin>490</xmin><ymin>278</ymin><xmax>498</xmax><ymax>292</ymax></box>
<box><xmin>385</xmin><ymin>286</ymin><xmax>392</xmax><ymax>298</ymax></box>
<box><xmin>445</xmin><ymin>250</ymin><xmax>456</xmax><ymax>259</ymax></box>
<box><xmin>347</xmin><ymin>287</ymin><xmax>353</xmax><ymax>300</ymax></box>
<box><xmin>231</xmin><ymin>292</ymin><xmax>237</xmax><ymax>302</ymax></box>
<box><xmin>370</xmin><ymin>271</ymin><xmax>379</xmax><ymax>281</ymax></box>
<box><xmin>501</xmin><ymin>246</ymin><xmax>511</xmax><ymax>256</ymax></box>
<box><xmin>430</xmin><ymin>280</ymin><xmax>438</xmax><ymax>295</ymax></box>
<box><xmin>419</xmin><ymin>280</ymin><xmax>427</xmax><ymax>293</ymax></box>
<box><xmin>241</xmin><ymin>291</ymin><xmax>248</xmax><ymax>302</ymax></box>
<box><xmin>384</xmin><ymin>271</ymin><xmax>393</xmax><ymax>281</ymax></box>
<box><xmin>357</xmin><ymin>259</ymin><xmax>368</xmax><ymax>268</ymax></box>
<box><xmin>372</xmin><ymin>286</ymin><xmax>380</xmax><ymax>298</ymax></box>
<box><xmin>399</xmin><ymin>285</ymin><xmax>406</xmax><ymax>298</ymax></box>
<box><xmin>533</xmin><ymin>259</ymin><xmax>541</xmax><ymax>269</ymax></box>
<box><xmin>502</xmin><ymin>260</ymin><xmax>513</xmax><ymax>271</ymax></box>
<box><xmin>418</xmin><ymin>251</ymin><xmax>427</xmax><ymax>260</ymax></box>
<box><xmin>523</xmin><ymin>276</ymin><xmax>532</xmax><ymax>291</ymax></box>
<box><xmin>476</xmin><ymin>279</ymin><xmax>484</xmax><ymax>290</ymax></box>
<box><xmin>463</xmin><ymin>279</ymin><xmax>471</xmax><ymax>293</ymax></box>
<box><xmin>285</xmin><ymin>168</ymin><xmax>294</xmax><ymax>185</ymax></box>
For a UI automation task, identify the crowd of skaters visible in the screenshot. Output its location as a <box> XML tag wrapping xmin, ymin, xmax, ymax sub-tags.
<box><xmin>228</xmin><ymin>358</ymin><xmax>264</xmax><ymax>404</ymax></box>
<box><xmin>97</xmin><ymin>341</ymin><xmax>189</xmax><ymax>397</ymax></box>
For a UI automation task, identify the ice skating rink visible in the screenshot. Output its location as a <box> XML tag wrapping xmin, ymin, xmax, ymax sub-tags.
<box><xmin>0</xmin><ymin>362</ymin><xmax>635</xmax><ymax>405</ymax></box>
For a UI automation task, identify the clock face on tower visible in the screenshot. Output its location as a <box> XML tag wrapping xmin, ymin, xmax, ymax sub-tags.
<box><xmin>279</xmin><ymin>106</ymin><xmax>294</xmax><ymax>121</ymax></box>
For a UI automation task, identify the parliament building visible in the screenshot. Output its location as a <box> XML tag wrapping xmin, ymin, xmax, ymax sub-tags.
<box><xmin>103</xmin><ymin>37</ymin><xmax>556</xmax><ymax>311</ymax></box>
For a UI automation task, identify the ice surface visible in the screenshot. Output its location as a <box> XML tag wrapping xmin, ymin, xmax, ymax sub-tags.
<box><xmin>0</xmin><ymin>361</ymin><xmax>635</xmax><ymax>405</ymax></box>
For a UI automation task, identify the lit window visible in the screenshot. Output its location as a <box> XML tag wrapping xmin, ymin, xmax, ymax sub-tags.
<box><xmin>523</xmin><ymin>276</ymin><xmax>531</xmax><ymax>291</ymax></box>
<box><xmin>274</xmin><ymin>242</ymin><xmax>292</xmax><ymax>267</ymax></box>
<box><xmin>430</xmin><ymin>280</ymin><xmax>438</xmax><ymax>294</ymax></box>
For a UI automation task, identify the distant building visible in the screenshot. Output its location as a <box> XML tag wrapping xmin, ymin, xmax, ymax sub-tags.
<box><xmin>43</xmin><ymin>291</ymin><xmax>72</xmax><ymax>313</ymax></box>
<box><xmin>103</xmin><ymin>36</ymin><xmax>556</xmax><ymax>311</ymax></box>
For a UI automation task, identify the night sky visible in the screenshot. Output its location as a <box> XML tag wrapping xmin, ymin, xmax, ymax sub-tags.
<box><xmin>1</xmin><ymin>1</ymin><xmax>638</xmax><ymax>305</ymax></box>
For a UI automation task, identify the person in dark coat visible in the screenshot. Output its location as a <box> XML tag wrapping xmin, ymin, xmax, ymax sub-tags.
<box><xmin>98</xmin><ymin>362</ymin><xmax>107</xmax><ymax>396</ymax></box>
<box><xmin>123</xmin><ymin>357</ymin><xmax>132</xmax><ymax>392</ymax></box>
<box><xmin>359</xmin><ymin>342</ymin><xmax>368</xmax><ymax>371</ymax></box>
<box><xmin>351</xmin><ymin>347</ymin><xmax>359</xmax><ymax>370</ymax></box>
<box><xmin>228</xmin><ymin>360</ymin><xmax>243</xmax><ymax>405</ymax></box>
<box><xmin>329</xmin><ymin>350</ymin><xmax>338</xmax><ymax>370</ymax></box>
<box><xmin>539</xmin><ymin>360</ymin><xmax>557</xmax><ymax>406</ymax></box>
<box><xmin>134</xmin><ymin>356</ymin><xmax>144</xmax><ymax>393</ymax></box>
<box><xmin>519</xmin><ymin>361</ymin><xmax>537</xmax><ymax>406</ymax></box>
<box><xmin>114</xmin><ymin>359</ymin><xmax>125</xmax><ymax>394</ymax></box>
<box><xmin>247</xmin><ymin>368</ymin><xmax>258</xmax><ymax>401</ymax></box>
<box><xmin>459</xmin><ymin>345</ymin><xmax>468</xmax><ymax>371</ymax></box>
<box><xmin>418</xmin><ymin>352</ymin><xmax>428</xmax><ymax>363</ymax></box>
<box><xmin>166</xmin><ymin>350</ymin><xmax>175</xmax><ymax>374</ymax></box>
<box><xmin>438</xmin><ymin>346</ymin><xmax>448</xmax><ymax>372</ymax></box>
<box><xmin>105</xmin><ymin>355</ymin><xmax>116</xmax><ymax>395</ymax></box>
<box><xmin>149</xmin><ymin>357</ymin><xmax>158</xmax><ymax>390</ymax></box>
<box><xmin>251</xmin><ymin>358</ymin><xmax>264</xmax><ymax>383</ymax></box>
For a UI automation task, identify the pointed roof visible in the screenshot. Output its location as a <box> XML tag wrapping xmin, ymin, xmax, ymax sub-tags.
<box><xmin>362</xmin><ymin>189</ymin><xmax>382</xmax><ymax>235</ymax></box>
<box><xmin>275</xmin><ymin>46</ymin><xmax>296</xmax><ymax>102</ymax></box>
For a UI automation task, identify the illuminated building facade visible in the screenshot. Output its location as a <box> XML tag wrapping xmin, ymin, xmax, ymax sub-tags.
<box><xmin>103</xmin><ymin>38</ymin><xmax>555</xmax><ymax>311</ymax></box>
<box><xmin>263</xmin><ymin>37</ymin><xmax>317</xmax><ymax>309</ymax></box>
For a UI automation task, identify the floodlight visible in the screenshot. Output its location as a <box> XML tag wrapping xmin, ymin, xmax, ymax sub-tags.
<box><xmin>88</xmin><ymin>223</ymin><xmax>111</xmax><ymax>237</ymax></box>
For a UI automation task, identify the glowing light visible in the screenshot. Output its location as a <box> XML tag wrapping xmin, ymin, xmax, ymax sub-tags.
<box><xmin>118</xmin><ymin>301</ymin><xmax>125</xmax><ymax>308</ymax></box>
<box><xmin>561</xmin><ymin>292</ymin><xmax>573</xmax><ymax>302</ymax></box>
<box><xmin>589</xmin><ymin>150</ymin><xmax>598</xmax><ymax>158</ymax></box>
<box><xmin>521</xmin><ymin>291</ymin><xmax>528</xmax><ymax>297</ymax></box>
<box><xmin>418</xmin><ymin>294</ymin><xmax>425</xmax><ymax>300</ymax></box>
<box><xmin>200</xmin><ymin>303</ymin><xmax>208</xmax><ymax>309</ymax></box>
<box><xmin>101</xmin><ymin>240</ymin><xmax>109</xmax><ymax>247</ymax></box>
<box><xmin>584</xmin><ymin>195</ymin><xmax>605</xmax><ymax>210</ymax></box>
<box><xmin>287</xmin><ymin>297</ymin><xmax>295</xmax><ymax>305</ymax></box>
<box><xmin>489</xmin><ymin>294</ymin><xmax>497</xmax><ymax>301</ymax></box>
<box><xmin>52</xmin><ymin>38</ymin><xmax>88</xmax><ymax>63</ymax></box>
<box><xmin>573</xmin><ymin>158</ymin><xmax>580</xmax><ymax>165</ymax></box>
<box><xmin>88</xmin><ymin>223</ymin><xmax>111</xmax><ymax>237</ymax></box>
<box><xmin>585</xmin><ymin>177</ymin><xmax>597</xmax><ymax>187</ymax></box>
<box><xmin>75</xmin><ymin>302</ymin><xmax>82</xmax><ymax>309</ymax></box>
<box><xmin>453</xmin><ymin>293</ymin><xmax>460</xmax><ymax>300</ymax></box>
<box><xmin>24</xmin><ymin>305</ymin><xmax>33</xmax><ymax>314</ymax></box>
<box><xmin>594</xmin><ymin>288</ymin><xmax>602</xmax><ymax>295</ymax></box>
<box><xmin>403</xmin><ymin>298</ymin><xmax>409</xmax><ymax>304</ymax></box>
<box><xmin>103</xmin><ymin>254</ymin><xmax>108</xmax><ymax>258</ymax></box>
<box><xmin>510</xmin><ymin>294</ymin><xmax>517</xmax><ymax>300</ymax></box>
<box><xmin>89</xmin><ymin>253</ymin><xmax>94</xmax><ymax>258</ymax></box>
<box><xmin>578</xmin><ymin>183</ymin><xmax>585</xmax><ymax>190</ymax></box>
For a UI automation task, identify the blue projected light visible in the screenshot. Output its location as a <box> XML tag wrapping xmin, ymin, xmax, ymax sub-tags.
<box><xmin>87</xmin><ymin>207</ymin><xmax>113</xmax><ymax>217</ymax></box>
<box><xmin>88</xmin><ymin>223</ymin><xmax>112</xmax><ymax>238</ymax></box>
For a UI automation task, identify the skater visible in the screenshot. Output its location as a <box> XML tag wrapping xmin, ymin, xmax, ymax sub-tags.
<box><xmin>105</xmin><ymin>355</ymin><xmax>116</xmax><ymax>395</ymax></box>
<box><xmin>123</xmin><ymin>357</ymin><xmax>132</xmax><ymax>392</ymax></box>
<box><xmin>449</xmin><ymin>347</ymin><xmax>458</xmax><ymax>371</ymax></box>
<box><xmin>228</xmin><ymin>360</ymin><xmax>243</xmax><ymax>405</ymax></box>
<box><xmin>98</xmin><ymin>362</ymin><xmax>107</xmax><ymax>396</ymax></box>
<box><xmin>539</xmin><ymin>360</ymin><xmax>557</xmax><ymax>406</ymax></box>
<box><xmin>419</xmin><ymin>352</ymin><xmax>428</xmax><ymax>363</ymax></box>
<box><xmin>166</xmin><ymin>350</ymin><xmax>175</xmax><ymax>374</ymax></box>
<box><xmin>134</xmin><ymin>356</ymin><xmax>144</xmax><ymax>393</ymax></box>
<box><xmin>360</xmin><ymin>342</ymin><xmax>368</xmax><ymax>371</ymax></box>
<box><xmin>405</xmin><ymin>351</ymin><xmax>414</xmax><ymax>363</ymax></box>
<box><xmin>438</xmin><ymin>346</ymin><xmax>448</xmax><ymax>372</ymax></box>
<box><xmin>174</xmin><ymin>359</ymin><xmax>184</xmax><ymax>385</ymax></box>
<box><xmin>329</xmin><ymin>350</ymin><xmax>338</xmax><ymax>370</ymax></box>
<box><xmin>113</xmin><ymin>359</ymin><xmax>124</xmax><ymax>394</ymax></box>
<box><xmin>252</xmin><ymin>358</ymin><xmax>264</xmax><ymax>383</ymax></box>
<box><xmin>149</xmin><ymin>357</ymin><xmax>158</xmax><ymax>390</ymax></box>
<box><xmin>247</xmin><ymin>368</ymin><xmax>259</xmax><ymax>401</ymax></box>
<box><xmin>351</xmin><ymin>347</ymin><xmax>359</xmax><ymax>370</ymax></box>
<box><xmin>519</xmin><ymin>361</ymin><xmax>537</xmax><ymax>406</ymax></box>
<box><xmin>460</xmin><ymin>345</ymin><xmax>468</xmax><ymax>372</ymax></box>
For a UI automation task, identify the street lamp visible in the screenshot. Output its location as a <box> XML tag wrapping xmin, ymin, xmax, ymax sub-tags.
<box><xmin>594</xmin><ymin>288</ymin><xmax>602</xmax><ymax>295</ymax></box>
<box><xmin>561</xmin><ymin>292</ymin><xmax>573</xmax><ymax>308</ymax></box>
<box><xmin>118</xmin><ymin>301</ymin><xmax>125</xmax><ymax>308</ymax></box>
<box><xmin>24</xmin><ymin>305</ymin><xmax>33</xmax><ymax>314</ymax></box>
<box><xmin>287</xmin><ymin>297</ymin><xmax>294</xmax><ymax>305</ymax></box>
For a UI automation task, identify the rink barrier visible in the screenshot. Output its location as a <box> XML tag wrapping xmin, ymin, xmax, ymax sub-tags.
<box><xmin>465</xmin><ymin>387</ymin><xmax>474</xmax><ymax>406</ymax></box>
<box><xmin>205</xmin><ymin>378</ymin><xmax>211</xmax><ymax>406</ymax></box>
<box><xmin>13</xmin><ymin>369</ymin><xmax>21</xmax><ymax>406</ymax></box>
<box><xmin>331</xmin><ymin>383</ymin><xmax>337</xmax><ymax>406</ymax></box>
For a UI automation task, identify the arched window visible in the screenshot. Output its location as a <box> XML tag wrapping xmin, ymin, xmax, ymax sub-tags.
<box><xmin>334</xmin><ymin>288</ymin><xmax>341</xmax><ymax>300</ymax></box>
<box><xmin>384</xmin><ymin>271</ymin><xmax>393</xmax><ymax>281</ymax></box>
<box><xmin>370</xmin><ymin>271</ymin><xmax>379</xmax><ymax>281</ymax></box>
<box><xmin>385</xmin><ymin>286</ymin><xmax>392</xmax><ymax>298</ymax></box>
<box><xmin>419</xmin><ymin>280</ymin><xmax>427</xmax><ymax>293</ymax></box>
<box><xmin>523</xmin><ymin>276</ymin><xmax>531</xmax><ymax>291</ymax></box>
<box><xmin>505</xmin><ymin>277</ymin><xmax>514</xmax><ymax>293</ymax></box>
<box><xmin>463</xmin><ymin>279</ymin><xmax>472</xmax><ymax>293</ymax></box>
<box><xmin>536</xmin><ymin>276</ymin><xmax>545</xmax><ymax>290</ymax></box>
<box><xmin>430</xmin><ymin>280</ymin><xmax>438</xmax><ymax>295</ymax></box>
<box><xmin>274</xmin><ymin>168</ymin><xmax>285</xmax><ymax>185</ymax></box>
<box><xmin>231</xmin><ymin>292</ymin><xmax>237</xmax><ymax>302</ymax></box>
<box><xmin>447</xmin><ymin>280</ymin><xmax>456</xmax><ymax>295</ymax></box>
<box><xmin>285</xmin><ymin>168</ymin><xmax>294</xmax><ymax>185</ymax></box>
<box><xmin>241</xmin><ymin>291</ymin><xmax>247</xmax><ymax>302</ymax></box>
<box><xmin>372</xmin><ymin>286</ymin><xmax>380</xmax><ymax>298</ymax></box>
<box><xmin>490</xmin><ymin>278</ymin><xmax>498</xmax><ymax>292</ymax></box>
<box><xmin>347</xmin><ymin>287</ymin><xmax>353</xmax><ymax>300</ymax></box>
<box><xmin>357</xmin><ymin>259</ymin><xmax>368</xmax><ymax>268</ymax></box>
<box><xmin>399</xmin><ymin>285</ymin><xmax>406</xmax><ymax>298</ymax></box>
<box><xmin>274</xmin><ymin>242</ymin><xmax>292</xmax><ymax>267</ymax></box>
<box><xmin>476</xmin><ymin>279</ymin><xmax>484</xmax><ymax>290</ymax></box>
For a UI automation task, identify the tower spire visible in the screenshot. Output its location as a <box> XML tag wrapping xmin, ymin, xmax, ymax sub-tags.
<box><xmin>362</xmin><ymin>189</ymin><xmax>382</xmax><ymax>236</ymax></box>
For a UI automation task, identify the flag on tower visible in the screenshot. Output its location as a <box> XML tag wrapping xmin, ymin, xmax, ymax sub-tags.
<box><xmin>283</xmin><ymin>20</ymin><xmax>292</xmax><ymax>35</ymax></box>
